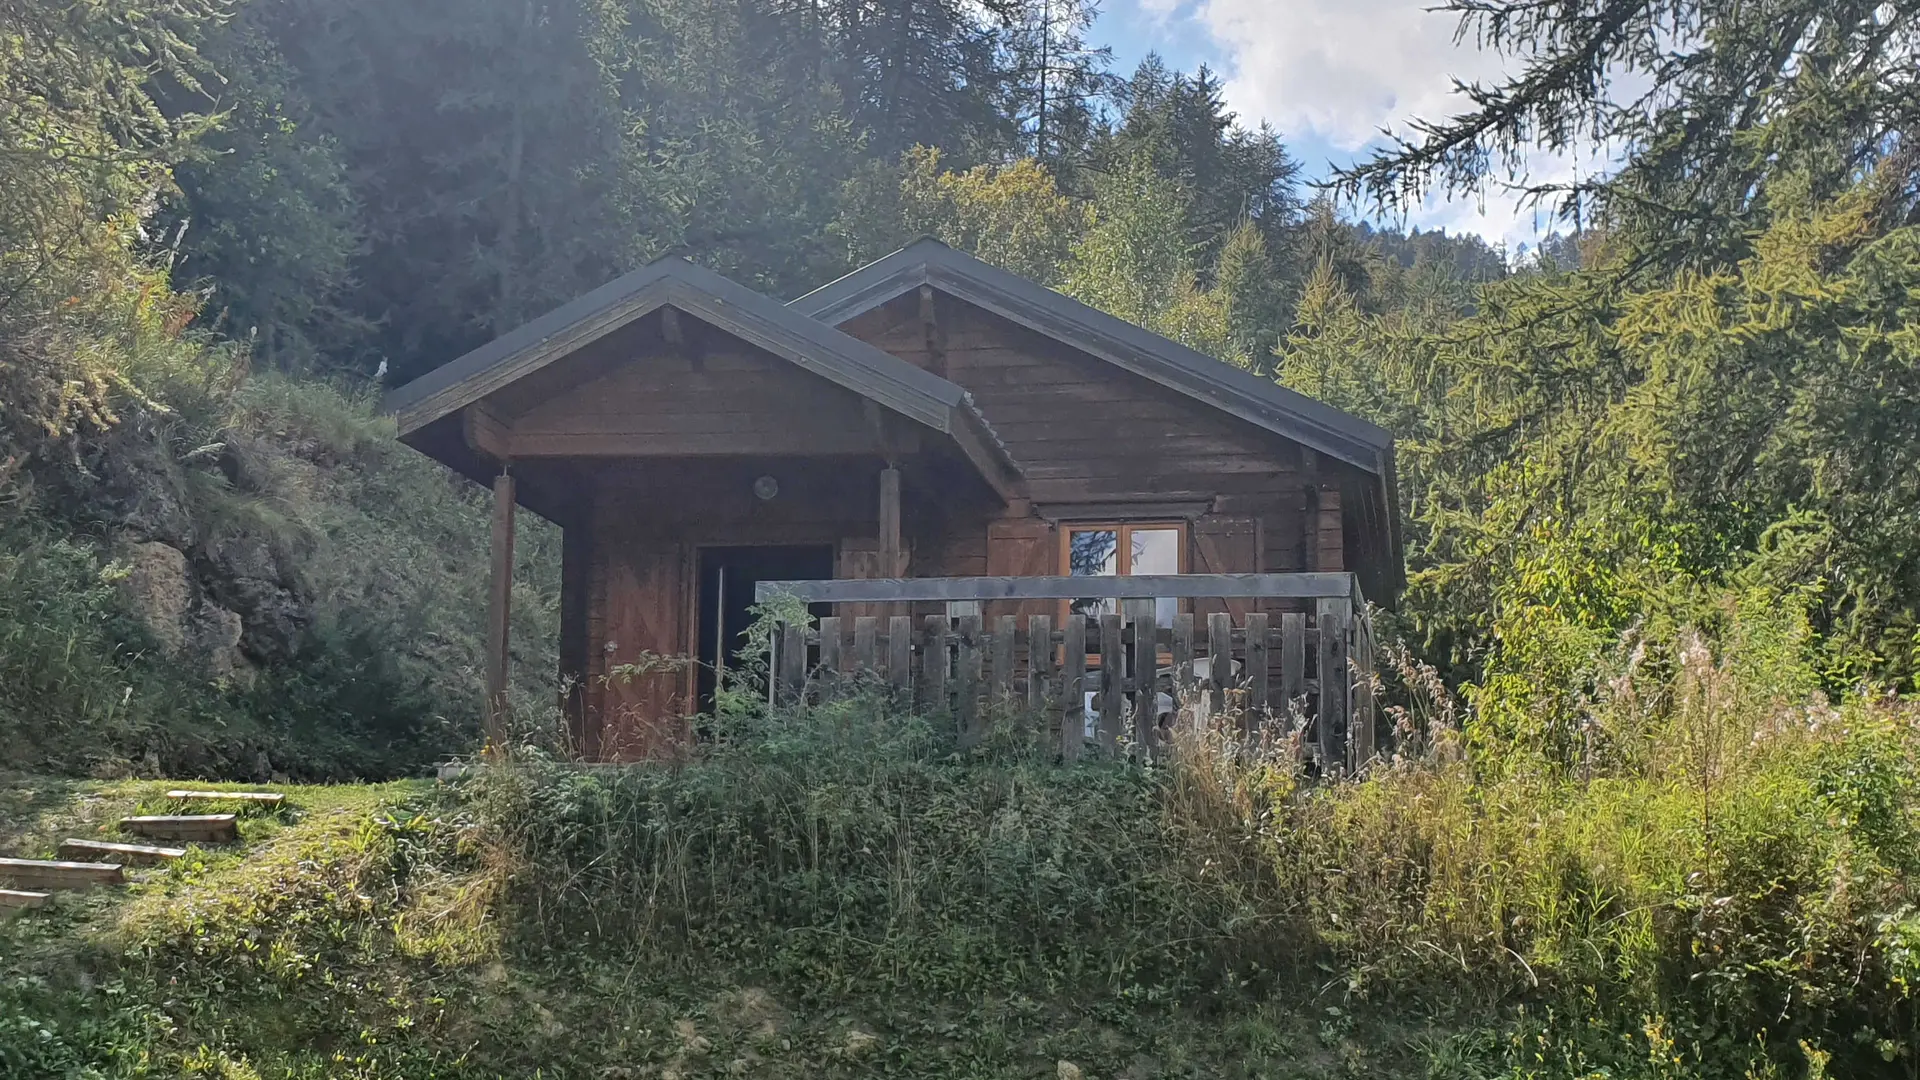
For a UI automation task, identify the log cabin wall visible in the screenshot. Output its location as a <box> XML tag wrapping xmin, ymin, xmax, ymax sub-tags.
<box><xmin>838</xmin><ymin>293</ymin><xmax>1377</xmax><ymax>614</ymax></box>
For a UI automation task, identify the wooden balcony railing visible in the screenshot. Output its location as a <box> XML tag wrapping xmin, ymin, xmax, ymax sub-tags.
<box><xmin>755</xmin><ymin>573</ymin><xmax>1378</xmax><ymax>771</ymax></box>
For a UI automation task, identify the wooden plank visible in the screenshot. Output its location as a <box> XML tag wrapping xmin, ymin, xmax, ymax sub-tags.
<box><xmin>120</xmin><ymin>814</ymin><xmax>238</xmax><ymax>843</ymax></box>
<box><xmin>1317</xmin><ymin>597</ymin><xmax>1352</xmax><ymax>771</ymax></box>
<box><xmin>1061</xmin><ymin>615</ymin><xmax>1086</xmax><ymax>760</ymax></box>
<box><xmin>485</xmin><ymin>470</ymin><xmax>516</xmax><ymax>752</ymax></box>
<box><xmin>1281</xmin><ymin>612</ymin><xmax>1306</xmax><ymax>727</ymax></box>
<box><xmin>165</xmin><ymin>790</ymin><xmax>284</xmax><ymax>805</ymax></box>
<box><xmin>1207</xmin><ymin>612</ymin><xmax>1232</xmax><ymax>717</ymax></box>
<box><xmin>1098</xmin><ymin>613</ymin><xmax>1124</xmax><ymax>752</ymax></box>
<box><xmin>1353</xmin><ymin>613</ymin><xmax>1377</xmax><ymax>767</ymax></box>
<box><xmin>990</xmin><ymin>614</ymin><xmax>1016</xmax><ymax>704</ymax></box>
<box><xmin>1027</xmin><ymin>614</ymin><xmax>1054</xmax><ymax>715</ymax></box>
<box><xmin>0</xmin><ymin>888</ymin><xmax>51</xmax><ymax>910</ymax></box>
<box><xmin>921</xmin><ymin>615</ymin><xmax>949</xmax><ymax>714</ymax></box>
<box><xmin>817</xmin><ymin>616</ymin><xmax>844</xmax><ymax>697</ymax></box>
<box><xmin>853</xmin><ymin>616</ymin><xmax>880</xmax><ymax>677</ymax></box>
<box><xmin>1131</xmin><ymin>607</ymin><xmax>1160</xmax><ymax>758</ymax></box>
<box><xmin>887</xmin><ymin>615</ymin><xmax>913</xmax><ymax>697</ymax></box>
<box><xmin>0</xmin><ymin>858</ymin><xmax>124</xmax><ymax>889</ymax></box>
<box><xmin>58</xmin><ymin>839</ymin><xmax>185</xmax><ymax>865</ymax></box>
<box><xmin>955</xmin><ymin>614</ymin><xmax>982</xmax><ymax>743</ymax></box>
<box><xmin>878</xmin><ymin>468</ymin><xmax>903</xmax><ymax>577</ymax></box>
<box><xmin>1245</xmin><ymin>612</ymin><xmax>1270</xmax><ymax>736</ymax></box>
<box><xmin>778</xmin><ymin>621</ymin><xmax>806</xmax><ymax>705</ymax></box>
<box><xmin>756</xmin><ymin>573</ymin><xmax>1361</xmax><ymax>604</ymax></box>
<box><xmin>1171</xmin><ymin>613</ymin><xmax>1194</xmax><ymax>708</ymax></box>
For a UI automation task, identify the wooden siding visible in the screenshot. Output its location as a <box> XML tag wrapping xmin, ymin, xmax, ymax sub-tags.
<box><xmin>502</xmin><ymin>326</ymin><xmax>895</xmax><ymax>459</ymax></box>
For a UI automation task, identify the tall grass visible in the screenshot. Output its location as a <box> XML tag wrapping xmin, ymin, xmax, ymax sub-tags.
<box><xmin>464</xmin><ymin>619</ymin><xmax>1920</xmax><ymax>1078</ymax></box>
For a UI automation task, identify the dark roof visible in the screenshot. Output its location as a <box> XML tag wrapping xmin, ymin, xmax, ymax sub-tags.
<box><xmin>381</xmin><ymin>255</ymin><xmax>1023</xmax><ymax>494</ymax></box>
<box><xmin>791</xmin><ymin>239</ymin><xmax>1395</xmax><ymax>475</ymax></box>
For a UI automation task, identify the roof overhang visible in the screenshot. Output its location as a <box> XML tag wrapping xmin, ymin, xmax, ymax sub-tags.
<box><xmin>382</xmin><ymin>256</ymin><xmax>1026</xmax><ymax>502</ymax></box>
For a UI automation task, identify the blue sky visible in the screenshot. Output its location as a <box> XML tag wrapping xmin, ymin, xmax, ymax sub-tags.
<box><xmin>1086</xmin><ymin>0</ymin><xmax>1598</xmax><ymax>250</ymax></box>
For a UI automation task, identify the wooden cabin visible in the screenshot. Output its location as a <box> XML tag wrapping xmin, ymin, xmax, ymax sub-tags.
<box><xmin>384</xmin><ymin>240</ymin><xmax>1400</xmax><ymax>760</ymax></box>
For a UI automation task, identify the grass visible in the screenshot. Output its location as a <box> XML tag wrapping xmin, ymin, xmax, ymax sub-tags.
<box><xmin>5</xmin><ymin>647</ymin><xmax>1919</xmax><ymax>1079</ymax></box>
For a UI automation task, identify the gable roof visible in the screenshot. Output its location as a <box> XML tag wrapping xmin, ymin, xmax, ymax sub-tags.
<box><xmin>381</xmin><ymin>255</ymin><xmax>1024</xmax><ymax>496</ymax></box>
<box><xmin>791</xmin><ymin>239</ymin><xmax>1395</xmax><ymax>476</ymax></box>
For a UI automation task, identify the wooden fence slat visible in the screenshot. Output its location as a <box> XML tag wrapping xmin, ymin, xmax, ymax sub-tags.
<box><xmin>887</xmin><ymin>615</ymin><xmax>913</xmax><ymax>696</ymax></box>
<box><xmin>1061</xmin><ymin>616</ymin><xmax>1086</xmax><ymax>760</ymax></box>
<box><xmin>1207</xmin><ymin>612</ymin><xmax>1232</xmax><ymax>716</ymax></box>
<box><xmin>990</xmin><ymin>614</ymin><xmax>1017</xmax><ymax>704</ymax></box>
<box><xmin>1098</xmin><ymin>613</ymin><xmax>1124</xmax><ymax>752</ymax></box>
<box><xmin>921</xmin><ymin>615</ymin><xmax>948</xmax><ymax>714</ymax></box>
<box><xmin>1171</xmin><ymin>613</ymin><xmax>1194</xmax><ymax>706</ymax></box>
<box><xmin>1027</xmin><ymin>614</ymin><xmax>1054</xmax><ymax>714</ymax></box>
<box><xmin>1132</xmin><ymin>607</ymin><xmax>1159</xmax><ymax>758</ymax></box>
<box><xmin>818</xmin><ymin>617</ymin><xmax>844</xmax><ymax>693</ymax></box>
<box><xmin>955</xmin><ymin>614</ymin><xmax>982</xmax><ymax>744</ymax></box>
<box><xmin>853</xmin><ymin>617</ymin><xmax>879</xmax><ymax>677</ymax></box>
<box><xmin>778</xmin><ymin>621</ymin><xmax>806</xmax><ymax>704</ymax></box>
<box><xmin>1316</xmin><ymin>597</ymin><xmax>1351</xmax><ymax>771</ymax></box>
<box><xmin>1245</xmin><ymin>612</ymin><xmax>1270</xmax><ymax>736</ymax></box>
<box><xmin>1280</xmin><ymin>613</ymin><xmax>1305</xmax><ymax>725</ymax></box>
<box><xmin>1353</xmin><ymin>614</ymin><xmax>1377</xmax><ymax>767</ymax></box>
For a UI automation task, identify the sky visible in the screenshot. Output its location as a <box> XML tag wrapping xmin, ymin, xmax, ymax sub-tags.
<box><xmin>1087</xmin><ymin>0</ymin><xmax>1607</xmax><ymax>251</ymax></box>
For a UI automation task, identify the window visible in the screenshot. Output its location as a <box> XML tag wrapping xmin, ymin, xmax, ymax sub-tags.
<box><xmin>1061</xmin><ymin>522</ymin><xmax>1187</xmax><ymax>739</ymax></box>
<box><xmin>1062</xmin><ymin>522</ymin><xmax>1186</xmax><ymax>624</ymax></box>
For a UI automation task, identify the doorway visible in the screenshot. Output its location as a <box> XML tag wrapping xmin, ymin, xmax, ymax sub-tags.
<box><xmin>696</xmin><ymin>545</ymin><xmax>835</xmax><ymax>713</ymax></box>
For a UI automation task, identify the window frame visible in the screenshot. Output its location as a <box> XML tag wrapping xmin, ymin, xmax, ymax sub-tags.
<box><xmin>1057</xmin><ymin>521</ymin><xmax>1190</xmax><ymax>626</ymax></box>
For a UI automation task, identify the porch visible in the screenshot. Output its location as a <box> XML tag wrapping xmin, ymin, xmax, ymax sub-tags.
<box><xmin>755</xmin><ymin>572</ymin><xmax>1380</xmax><ymax>772</ymax></box>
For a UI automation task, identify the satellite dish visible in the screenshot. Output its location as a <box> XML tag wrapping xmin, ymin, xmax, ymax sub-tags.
<box><xmin>752</xmin><ymin>475</ymin><xmax>779</xmax><ymax>501</ymax></box>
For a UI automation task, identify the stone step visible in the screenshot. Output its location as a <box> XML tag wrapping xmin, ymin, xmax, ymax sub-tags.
<box><xmin>121</xmin><ymin>814</ymin><xmax>238</xmax><ymax>844</ymax></box>
<box><xmin>0</xmin><ymin>888</ymin><xmax>52</xmax><ymax>912</ymax></box>
<box><xmin>0</xmin><ymin>857</ymin><xmax>125</xmax><ymax>890</ymax></box>
<box><xmin>59</xmin><ymin>838</ymin><xmax>187</xmax><ymax>865</ymax></box>
<box><xmin>166</xmin><ymin>789</ymin><xmax>285</xmax><ymax>806</ymax></box>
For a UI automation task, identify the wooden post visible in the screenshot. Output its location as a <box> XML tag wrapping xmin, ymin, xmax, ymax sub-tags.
<box><xmin>990</xmin><ymin>614</ymin><xmax>1017</xmax><ymax>705</ymax></box>
<box><xmin>1061</xmin><ymin>615</ymin><xmax>1086</xmax><ymax>760</ymax></box>
<box><xmin>921</xmin><ymin>615</ymin><xmax>948</xmax><ymax>715</ymax></box>
<box><xmin>1317</xmin><ymin>597</ymin><xmax>1351</xmax><ymax>772</ymax></box>
<box><xmin>854</xmin><ymin>617</ymin><xmax>879</xmax><ymax>678</ymax></box>
<box><xmin>1245</xmin><ymin>612</ymin><xmax>1270</xmax><ymax>739</ymax></box>
<box><xmin>819</xmin><ymin>616</ymin><xmax>844</xmax><ymax>698</ymax></box>
<box><xmin>778</xmin><ymin>621</ymin><xmax>806</xmax><ymax>705</ymax></box>
<box><xmin>1098</xmin><ymin>613</ymin><xmax>1124</xmax><ymax>752</ymax></box>
<box><xmin>1207</xmin><ymin>612</ymin><xmax>1232</xmax><ymax>718</ymax></box>
<box><xmin>956</xmin><ymin>614</ymin><xmax>982</xmax><ymax>743</ymax></box>
<box><xmin>1353</xmin><ymin>612</ymin><xmax>1377</xmax><ymax>767</ymax></box>
<box><xmin>878</xmin><ymin>467</ymin><xmax>903</xmax><ymax>577</ymax></box>
<box><xmin>1131</xmin><ymin>606</ymin><xmax>1159</xmax><ymax>759</ymax></box>
<box><xmin>1027</xmin><ymin>614</ymin><xmax>1054</xmax><ymax>716</ymax></box>
<box><xmin>485</xmin><ymin>470</ymin><xmax>515</xmax><ymax>753</ymax></box>
<box><xmin>1280</xmin><ymin>612</ymin><xmax>1306</xmax><ymax>728</ymax></box>
<box><xmin>1171</xmin><ymin>613</ymin><xmax>1194</xmax><ymax>707</ymax></box>
<box><xmin>887</xmin><ymin>615</ymin><xmax>913</xmax><ymax>698</ymax></box>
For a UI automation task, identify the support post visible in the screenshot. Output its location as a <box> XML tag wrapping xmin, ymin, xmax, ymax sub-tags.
<box><xmin>486</xmin><ymin>470</ymin><xmax>516</xmax><ymax>754</ymax></box>
<box><xmin>879</xmin><ymin>467</ymin><xmax>903</xmax><ymax>576</ymax></box>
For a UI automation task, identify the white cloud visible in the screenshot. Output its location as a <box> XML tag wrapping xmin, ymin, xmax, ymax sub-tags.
<box><xmin>1188</xmin><ymin>0</ymin><xmax>1507</xmax><ymax>153</ymax></box>
<box><xmin>1144</xmin><ymin>0</ymin><xmax>1611</xmax><ymax>246</ymax></box>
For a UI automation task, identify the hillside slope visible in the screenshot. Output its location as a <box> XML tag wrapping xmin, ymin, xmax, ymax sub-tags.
<box><xmin>5</xmin><ymin>688</ymin><xmax>1917</xmax><ymax>1079</ymax></box>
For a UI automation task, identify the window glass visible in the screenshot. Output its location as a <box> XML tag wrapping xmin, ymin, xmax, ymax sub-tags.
<box><xmin>1131</xmin><ymin>528</ymin><xmax>1181</xmax><ymax>624</ymax></box>
<box><xmin>1067</xmin><ymin>528</ymin><xmax>1118</xmax><ymax>619</ymax></box>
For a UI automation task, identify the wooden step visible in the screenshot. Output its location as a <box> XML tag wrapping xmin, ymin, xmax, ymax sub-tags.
<box><xmin>0</xmin><ymin>857</ymin><xmax>124</xmax><ymax>890</ymax></box>
<box><xmin>166</xmin><ymin>789</ymin><xmax>285</xmax><ymax>806</ymax></box>
<box><xmin>120</xmin><ymin>814</ymin><xmax>238</xmax><ymax>843</ymax></box>
<box><xmin>59</xmin><ymin>838</ymin><xmax>186</xmax><ymax>865</ymax></box>
<box><xmin>0</xmin><ymin>888</ymin><xmax>52</xmax><ymax>912</ymax></box>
